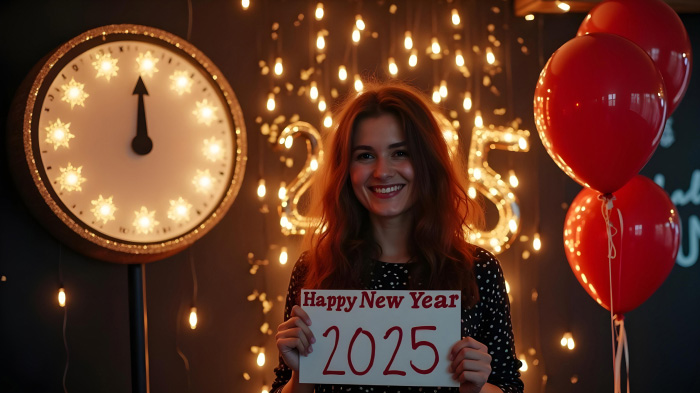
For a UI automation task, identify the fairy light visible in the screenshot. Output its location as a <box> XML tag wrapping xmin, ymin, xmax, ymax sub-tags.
<box><xmin>57</xmin><ymin>163</ymin><xmax>85</xmax><ymax>192</ymax></box>
<box><xmin>58</xmin><ymin>287</ymin><xmax>66</xmax><ymax>307</ymax></box>
<box><xmin>309</xmin><ymin>82</ymin><xmax>319</xmax><ymax>100</ymax></box>
<box><xmin>257</xmin><ymin>350</ymin><xmax>266</xmax><ymax>367</ymax></box>
<box><xmin>431</xmin><ymin>37</ymin><xmax>441</xmax><ymax>54</ymax></box>
<box><xmin>455</xmin><ymin>50</ymin><xmax>465</xmax><ymax>67</ymax></box>
<box><xmin>338</xmin><ymin>65</ymin><xmax>348</xmax><ymax>81</ymax></box>
<box><xmin>388</xmin><ymin>57</ymin><xmax>398</xmax><ymax>76</ymax></box>
<box><xmin>404</xmin><ymin>31</ymin><xmax>413</xmax><ymax>50</ymax></box>
<box><xmin>463</xmin><ymin>92</ymin><xmax>472</xmax><ymax>111</ymax></box>
<box><xmin>474</xmin><ymin>110</ymin><xmax>483</xmax><ymax>127</ymax></box>
<box><xmin>316</xmin><ymin>32</ymin><xmax>326</xmax><ymax>50</ymax></box>
<box><xmin>354</xmin><ymin>75</ymin><xmax>363</xmax><ymax>92</ymax></box>
<box><xmin>284</xmin><ymin>135</ymin><xmax>293</xmax><ymax>148</ymax></box>
<box><xmin>318</xmin><ymin>97</ymin><xmax>327</xmax><ymax>112</ymax></box>
<box><xmin>241</xmin><ymin>0</ymin><xmax>250</xmax><ymax>9</ymax></box>
<box><xmin>92</xmin><ymin>53</ymin><xmax>119</xmax><ymax>81</ymax></box>
<box><xmin>279</xmin><ymin>247</ymin><xmax>288</xmax><ymax>265</ymax></box>
<box><xmin>91</xmin><ymin>195</ymin><xmax>117</xmax><ymax>224</ymax></box>
<box><xmin>439</xmin><ymin>80</ymin><xmax>448</xmax><ymax>98</ymax></box>
<box><xmin>468</xmin><ymin>187</ymin><xmax>477</xmax><ymax>199</ymax></box>
<box><xmin>323</xmin><ymin>112</ymin><xmax>333</xmax><ymax>128</ymax></box>
<box><xmin>408</xmin><ymin>49</ymin><xmax>418</xmax><ymax>67</ymax></box>
<box><xmin>561</xmin><ymin>332</ymin><xmax>575</xmax><ymax>350</ymax></box>
<box><xmin>525</xmin><ymin>14</ymin><xmax>535</xmax><ymax>21</ymax></box>
<box><xmin>315</xmin><ymin>2</ymin><xmax>324</xmax><ymax>20</ymax></box>
<box><xmin>266</xmin><ymin>93</ymin><xmax>275</xmax><ymax>111</ymax></box>
<box><xmin>193</xmin><ymin>169</ymin><xmax>216</xmax><ymax>193</ymax></box>
<box><xmin>261</xmin><ymin>386</ymin><xmax>270</xmax><ymax>393</ymax></box>
<box><xmin>352</xmin><ymin>28</ymin><xmax>360</xmax><ymax>44</ymax></box>
<box><xmin>473</xmin><ymin>168</ymin><xmax>482</xmax><ymax>180</ymax></box>
<box><xmin>509</xmin><ymin>170</ymin><xmax>519</xmax><ymax>187</ymax></box>
<box><xmin>278</xmin><ymin>182</ymin><xmax>287</xmax><ymax>200</ymax></box>
<box><xmin>432</xmin><ymin>87</ymin><xmax>441</xmax><ymax>104</ymax></box>
<box><xmin>168</xmin><ymin>197</ymin><xmax>192</xmax><ymax>223</ymax></box>
<box><xmin>280</xmin><ymin>213</ymin><xmax>290</xmax><ymax>228</ymax></box>
<box><xmin>533</xmin><ymin>232</ymin><xmax>542</xmax><ymax>251</ymax></box>
<box><xmin>61</xmin><ymin>78</ymin><xmax>89</xmax><ymax>109</ymax></box>
<box><xmin>519</xmin><ymin>355</ymin><xmax>528</xmax><ymax>371</ymax></box>
<box><xmin>310</xmin><ymin>158</ymin><xmax>319</xmax><ymax>171</ymax></box>
<box><xmin>189</xmin><ymin>306</ymin><xmax>198</xmax><ymax>329</ymax></box>
<box><xmin>274</xmin><ymin>57</ymin><xmax>283</xmax><ymax>76</ymax></box>
<box><xmin>257</xmin><ymin>179</ymin><xmax>266</xmax><ymax>198</ymax></box>
<box><xmin>45</xmin><ymin>119</ymin><xmax>75</xmax><ymax>150</ymax></box>
<box><xmin>193</xmin><ymin>99</ymin><xmax>218</xmax><ymax>125</ymax></box>
<box><xmin>133</xmin><ymin>206</ymin><xmax>159</xmax><ymax>234</ymax></box>
<box><xmin>355</xmin><ymin>14</ymin><xmax>365</xmax><ymax>30</ymax></box>
<box><xmin>556</xmin><ymin>1</ymin><xmax>571</xmax><ymax>12</ymax></box>
<box><xmin>451</xmin><ymin>9</ymin><xmax>461</xmax><ymax>25</ymax></box>
<box><xmin>486</xmin><ymin>47</ymin><xmax>496</xmax><ymax>65</ymax></box>
<box><xmin>136</xmin><ymin>51</ymin><xmax>159</xmax><ymax>77</ymax></box>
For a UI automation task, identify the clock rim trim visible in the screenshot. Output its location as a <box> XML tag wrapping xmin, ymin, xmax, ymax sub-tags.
<box><xmin>21</xmin><ymin>24</ymin><xmax>247</xmax><ymax>259</ymax></box>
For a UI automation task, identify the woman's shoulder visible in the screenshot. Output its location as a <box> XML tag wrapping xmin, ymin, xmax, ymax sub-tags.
<box><xmin>470</xmin><ymin>246</ymin><xmax>505</xmax><ymax>278</ymax></box>
<box><xmin>289</xmin><ymin>251</ymin><xmax>311</xmax><ymax>282</ymax></box>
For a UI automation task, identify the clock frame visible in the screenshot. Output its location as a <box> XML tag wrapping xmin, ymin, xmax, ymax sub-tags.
<box><xmin>7</xmin><ymin>24</ymin><xmax>247</xmax><ymax>263</ymax></box>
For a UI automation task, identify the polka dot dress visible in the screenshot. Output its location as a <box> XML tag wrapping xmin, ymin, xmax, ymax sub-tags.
<box><xmin>271</xmin><ymin>248</ymin><xmax>524</xmax><ymax>393</ymax></box>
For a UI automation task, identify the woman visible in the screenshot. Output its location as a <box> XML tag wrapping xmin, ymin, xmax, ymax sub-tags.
<box><xmin>273</xmin><ymin>83</ymin><xmax>523</xmax><ymax>393</ymax></box>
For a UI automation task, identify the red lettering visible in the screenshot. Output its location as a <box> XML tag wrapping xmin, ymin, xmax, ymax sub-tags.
<box><xmin>449</xmin><ymin>293</ymin><xmax>460</xmax><ymax>307</ymax></box>
<box><xmin>303</xmin><ymin>291</ymin><xmax>316</xmax><ymax>307</ymax></box>
<box><xmin>383</xmin><ymin>326</ymin><xmax>406</xmax><ymax>376</ymax></box>
<box><xmin>322</xmin><ymin>326</ymin><xmax>345</xmax><ymax>375</ymax></box>
<box><xmin>386</xmin><ymin>295</ymin><xmax>404</xmax><ymax>308</ymax></box>
<box><xmin>410</xmin><ymin>326</ymin><xmax>439</xmax><ymax>374</ymax></box>
<box><xmin>421</xmin><ymin>294</ymin><xmax>433</xmax><ymax>308</ymax></box>
<box><xmin>409</xmin><ymin>291</ymin><xmax>424</xmax><ymax>308</ymax></box>
<box><xmin>376</xmin><ymin>296</ymin><xmax>386</xmax><ymax>308</ymax></box>
<box><xmin>360</xmin><ymin>291</ymin><xmax>376</xmax><ymax>308</ymax></box>
<box><xmin>348</xmin><ymin>328</ymin><xmax>375</xmax><ymax>376</ymax></box>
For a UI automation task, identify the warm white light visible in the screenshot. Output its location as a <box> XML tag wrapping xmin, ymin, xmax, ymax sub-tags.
<box><xmin>519</xmin><ymin>137</ymin><xmax>528</xmax><ymax>150</ymax></box>
<box><xmin>439</xmin><ymin>80</ymin><xmax>447</xmax><ymax>98</ymax></box>
<box><xmin>58</xmin><ymin>287</ymin><xmax>66</xmax><ymax>307</ymax></box>
<box><xmin>318</xmin><ymin>97</ymin><xmax>326</xmax><ymax>112</ymax></box>
<box><xmin>193</xmin><ymin>170</ymin><xmax>216</xmax><ymax>193</ymax></box>
<box><xmin>91</xmin><ymin>195</ymin><xmax>116</xmax><ymax>224</ymax></box>
<box><xmin>133</xmin><ymin>206</ymin><xmax>159</xmax><ymax>234</ymax></box>
<box><xmin>168</xmin><ymin>197</ymin><xmax>192</xmax><ymax>222</ymax></box>
<box><xmin>519</xmin><ymin>355</ymin><xmax>528</xmax><ymax>371</ymax></box>
<box><xmin>338</xmin><ymin>65</ymin><xmax>348</xmax><ymax>81</ymax></box>
<box><xmin>451</xmin><ymin>9</ymin><xmax>461</xmax><ymax>25</ymax></box>
<box><xmin>468</xmin><ymin>187</ymin><xmax>477</xmax><ymax>199</ymax></box>
<box><xmin>261</xmin><ymin>386</ymin><xmax>270</xmax><ymax>393</ymax></box>
<box><xmin>509</xmin><ymin>219</ymin><xmax>517</xmax><ymax>233</ymax></box>
<box><xmin>556</xmin><ymin>1</ymin><xmax>571</xmax><ymax>12</ymax></box>
<box><xmin>241</xmin><ymin>0</ymin><xmax>250</xmax><ymax>10</ymax></box>
<box><xmin>310</xmin><ymin>158</ymin><xmax>319</xmax><ymax>171</ymax></box>
<box><xmin>136</xmin><ymin>51</ymin><xmax>159</xmax><ymax>77</ymax></box>
<box><xmin>60</xmin><ymin>78</ymin><xmax>89</xmax><ymax>109</ymax></box>
<box><xmin>509</xmin><ymin>170</ymin><xmax>519</xmax><ymax>187</ymax></box>
<box><xmin>432</xmin><ymin>87</ymin><xmax>441</xmax><ymax>104</ymax></box>
<box><xmin>431</xmin><ymin>37</ymin><xmax>441</xmax><ymax>54</ymax></box>
<box><xmin>203</xmin><ymin>137</ymin><xmax>224</xmax><ymax>162</ymax></box>
<box><xmin>274</xmin><ymin>57</ymin><xmax>283</xmax><ymax>75</ymax></box>
<box><xmin>404</xmin><ymin>31</ymin><xmax>413</xmax><ymax>50</ymax></box>
<box><xmin>193</xmin><ymin>99</ymin><xmax>219</xmax><ymax>125</ymax></box>
<box><xmin>279</xmin><ymin>247</ymin><xmax>288</xmax><ymax>264</ymax></box>
<box><xmin>278</xmin><ymin>182</ymin><xmax>287</xmax><ymax>200</ymax></box>
<box><xmin>280</xmin><ymin>213</ymin><xmax>290</xmax><ymax>228</ymax></box>
<box><xmin>463</xmin><ymin>93</ymin><xmax>472</xmax><ymax>111</ymax></box>
<box><xmin>486</xmin><ymin>48</ymin><xmax>495</xmax><ymax>65</ymax></box>
<box><xmin>473</xmin><ymin>168</ymin><xmax>482</xmax><ymax>180</ymax></box>
<box><xmin>505</xmin><ymin>280</ymin><xmax>511</xmax><ymax>293</ymax></box>
<box><xmin>409</xmin><ymin>50</ymin><xmax>418</xmax><ymax>67</ymax></box>
<box><xmin>257</xmin><ymin>179</ymin><xmax>266</xmax><ymax>198</ymax></box>
<box><xmin>92</xmin><ymin>53</ymin><xmax>119</xmax><ymax>81</ymax></box>
<box><xmin>455</xmin><ymin>50</ymin><xmax>465</xmax><ymax>67</ymax></box>
<box><xmin>315</xmin><ymin>2</ymin><xmax>324</xmax><ymax>20</ymax></box>
<box><xmin>266</xmin><ymin>93</ymin><xmax>275</xmax><ymax>111</ymax></box>
<box><xmin>355</xmin><ymin>15</ymin><xmax>365</xmax><ymax>30</ymax></box>
<box><xmin>525</xmin><ymin>14</ymin><xmax>535</xmax><ymax>21</ymax></box>
<box><xmin>323</xmin><ymin>112</ymin><xmax>333</xmax><ymax>128</ymax></box>
<box><xmin>309</xmin><ymin>82</ymin><xmax>319</xmax><ymax>100</ymax></box>
<box><xmin>533</xmin><ymin>233</ymin><xmax>542</xmax><ymax>251</ymax></box>
<box><xmin>388</xmin><ymin>57</ymin><xmax>398</xmax><ymax>76</ymax></box>
<box><xmin>170</xmin><ymin>70</ymin><xmax>193</xmax><ymax>95</ymax></box>
<box><xmin>354</xmin><ymin>75</ymin><xmax>363</xmax><ymax>92</ymax></box>
<box><xmin>561</xmin><ymin>332</ymin><xmax>575</xmax><ymax>350</ymax></box>
<box><xmin>45</xmin><ymin>118</ymin><xmax>75</xmax><ymax>150</ymax></box>
<box><xmin>57</xmin><ymin>163</ymin><xmax>85</xmax><ymax>192</ymax></box>
<box><xmin>316</xmin><ymin>32</ymin><xmax>326</xmax><ymax>50</ymax></box>
<box><xmin>284</xmin><ymin>136</ymin><xmax>293</xmax><ymax>149</ymax></box>
<box><xmin>352</xmin><ymin>28</ymin><xmax>360</xmax><ymax>43</ymax></box>
<box><xmin>474</xmin><ymin>110</ymin><xmax>483</xmax><ymax>127</ymax></box>
<box><xmin>257</xmin><ymin>351</ymin><xmax>266</xmax><ymax>367</ymax></box>
<box><xmin>189</xmin><ymin>307</ymin><xmax>198</xmax><ymax>329</ymax></box>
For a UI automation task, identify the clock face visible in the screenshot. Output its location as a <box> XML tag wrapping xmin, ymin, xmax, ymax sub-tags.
<box><xmin>15</xmin><ymin>25</ymin><xmax>246</xmax><ymax>261</ymax></box>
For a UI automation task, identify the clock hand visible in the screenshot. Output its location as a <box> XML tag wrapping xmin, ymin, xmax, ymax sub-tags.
<box><xmin>131</xmin><ymin>76</ymin><xmax>153</xmax><ymax>155</ymax></box>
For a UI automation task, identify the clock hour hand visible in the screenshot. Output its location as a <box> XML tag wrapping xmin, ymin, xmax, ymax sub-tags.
<box><xmin>131</xmin><ymin>76</ymin><xmax>153</xmax><ymax>155</ymax></box>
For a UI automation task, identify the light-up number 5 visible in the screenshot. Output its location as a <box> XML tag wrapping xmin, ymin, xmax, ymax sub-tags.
<box><xmin>276</xmin><ymin>121</ymin><xmax>323</xmax><ymax>236</ymax></box>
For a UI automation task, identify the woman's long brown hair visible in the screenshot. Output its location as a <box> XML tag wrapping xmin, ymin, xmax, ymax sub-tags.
<box><xmin>303</xmin><ymin>82</ymin><xmax>483</xmax><ymax>307</ymax></box>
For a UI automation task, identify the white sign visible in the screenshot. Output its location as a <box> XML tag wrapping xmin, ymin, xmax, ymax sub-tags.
<box><xmin>299</xmin><ymin>289</ymin><xmax>461</xmax><ymax>387</ymax></box>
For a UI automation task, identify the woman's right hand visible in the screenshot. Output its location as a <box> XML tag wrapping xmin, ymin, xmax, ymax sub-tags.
<box><xmin>275</xmin><ymin>305</ymin><xmax>316</xmax><ymax>371</ymax></box>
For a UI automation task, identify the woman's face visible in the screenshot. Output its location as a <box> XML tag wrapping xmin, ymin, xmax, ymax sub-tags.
<box><xmin>349</xmin><ymin>113</ymin><xmax>415</xmax><ymax>223</ymax></box>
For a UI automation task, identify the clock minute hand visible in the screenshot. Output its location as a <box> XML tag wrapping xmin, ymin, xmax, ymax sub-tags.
<box><xmin>131</xmin><ymin>76</ymin><xmax>153</xmax><ymax>155</ymax></box>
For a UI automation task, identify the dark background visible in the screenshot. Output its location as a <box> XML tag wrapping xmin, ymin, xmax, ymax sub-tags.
<box><xmin>1</xmin><ymin>1</ymin><xmax>698</xmax><ymax>392</ymax></box>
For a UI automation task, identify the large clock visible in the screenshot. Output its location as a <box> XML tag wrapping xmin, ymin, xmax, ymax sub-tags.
<box><xmin>7</xmin><ymin>24</ymin><xmax>247</xmax><ymax>263</ymax></box>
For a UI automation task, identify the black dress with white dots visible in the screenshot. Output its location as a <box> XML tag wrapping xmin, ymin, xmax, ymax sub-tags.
<box><xmin>272</xmin><ymin>248</ymin><xmax>524</xmax><ymax>393</ymax></box>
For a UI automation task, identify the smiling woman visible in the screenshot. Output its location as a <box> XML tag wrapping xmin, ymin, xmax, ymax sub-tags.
<box><xmin>273</xmin><ymin>82</ymin><xmax>523</xmax><ymax>393</ymax></box>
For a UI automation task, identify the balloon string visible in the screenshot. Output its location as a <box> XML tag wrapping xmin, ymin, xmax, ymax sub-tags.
<box><xmin>599</xmin><ymin>194</ymin><xmax>618</xmax><ymax>391</ymax></box>
<box><xmin>614</xmin><ymin>317</ymin><xmax>630</xmax><ymax>393</ymax></box>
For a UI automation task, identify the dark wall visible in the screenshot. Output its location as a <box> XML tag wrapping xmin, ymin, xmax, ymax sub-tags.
<box><xmin>1</xmin><ymin>1</ymin><xmax>698</xmax><ymax>393</ymax></box>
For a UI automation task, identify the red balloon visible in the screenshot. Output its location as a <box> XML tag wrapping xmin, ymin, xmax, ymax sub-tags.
<box><xmin>563</xmin><ymin>175</ymin><xmax>680</xmax><ymax>314</ymax></box>
<box><xmin>534</xmin><ymin>33</ymin><xmax>666</xmax><ymax>194</ymax></box>
<box><xmin>578</xmin><ymin>0</ymin><xmax>692</xmax><ymax>116</ymax></box>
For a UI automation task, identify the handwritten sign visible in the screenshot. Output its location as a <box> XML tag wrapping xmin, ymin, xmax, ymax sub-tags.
<box><xmin>299</xmin><ymin>289</ymin><xmax>461</xmax><ymax>387</ymax></box>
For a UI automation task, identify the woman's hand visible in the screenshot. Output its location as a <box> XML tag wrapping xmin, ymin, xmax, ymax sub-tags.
<box><xmin>448</xmin><ymin>337</ymin><xmax>493</xmax><ymax>393</ymax></box>
<box><xmin>275</xmin><ymin>305</ymin><xmax>316</xmax><ymax>371</ymax></box>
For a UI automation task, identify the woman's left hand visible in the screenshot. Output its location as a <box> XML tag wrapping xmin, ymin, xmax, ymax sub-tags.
<box><xmin>448</xmin><ymin>336</ymin><xmax>492</xmax><ymax>393</ymax></box>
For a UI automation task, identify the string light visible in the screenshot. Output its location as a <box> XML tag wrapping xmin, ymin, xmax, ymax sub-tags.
<box><xmin>533</xmin><ymin>232</ymin><xmax>542</xmax><ymax>251</ymax></box>
<box><xmin>278</xmin><ymin>182</ymin><xmax>287</xmax><ymax>200</ymax></box>
<box><xmin>404</xmin><ymin>31</ymin><xmax>413</xmax><ymax>50</ymax></box>
<box><xmin>279</xmin><ymin>247</ymin><xmax>288</xmax><ymax>265</ymax></box>
<box><xmin>257</xmin><ymin>179</ymin><xmax>267</xmax><ymax>198</ymax></box>
<box><xmin>266</xmin><ymin>93</ymin><xmax>275</xmax><ymax>111</ymax></box>
<box><xmin>354</xmin><ymin>75</ymin><xmax>363</xmax><ymax>92</ymax></box>
<box><xmin>455</xmin><ymin>50</ymin><xmax>465</xmax><ymax>67</ymax></box>
<box><xmin>451</xmin><ymin>9</ymin><xmax>461</xmax><ymax>25</ymax></box>
<box><xmin>474</xmin><ymin>110</ymin><xmax>483</xmax><ymax>127</ymax></box>
<box><xmin>561</xmin><ymin>332</ymin><xmax>575</xmax><ymax>350</ymax></box>
<box><xmin>408</xmin><ymin>49</ymin><xmax>418</xmax><ymax>67</ymax></box>
<box><xmin>257</xmin><ymin>350</ymin><xmax>266</xmax><ymax>367</ymax></box>
<box><xmin>439</xmin><ymin>80</ymin><xmax>448</xmax><ymax>98</ymax></box>
<box><xmin>486</xmin><ymin>47</ymin><xmax>496</xmax><ymax>65</ymax></box>
<box><xmin>274</xmin><ymin>57</ymin><xmax>283</xmax><ymax>76</ymax></box>
<box><xmin>241</xmin><ymin>0</ymin><xmax>250</xmax><ymax>10</ymax></box>
<box><xmin>432</xmin><ymin>87</ymin><xmax>441</xmax><ymax>104</ymax></box>
<box><xmin>189</xmin><ymin>306</ymin><xmax>198</xmax><ymax>329</ymax></box>
<box><xmin>58</xmin><ymin>286</ymin><xmax>66</xmax><ymax>307</ymax></box>
<box><xmin>355</xmin><ymin>14</ymin><xmax>365</xmax><ymax>30</ymax></box>
<box><xmin>519</xmin><ymin>355</ymin><xmax>528</xmax><ymax>371</ymax></box>
<box><xmin>309</xmin><ymin>81</ymin><xmax>319</xmax><ymax>101</ymax></box>
<box><xmin>509</xmin><ymin>170</ymin><xmax>519</xmax><ymax>188</ymax></box>
<box><xmin>463</xmin><ymin>92</ymin><xmax>472</xmax><ymax>111</ymax></box>
<box><xmin>431</xmin><ymin>37</ymin><xmax>441</xmax><ymax>54</ymax></box>
<box><xmin>323</xmin><ymin>112</ymin><xmax>333</xmax><ymax>128</ymax></box>
<box><xmin>388</xmin><ymin>57</ymin><xmax>398</xmax><ymax>76</ymax></box>
<box><xmin>352</xmin><ymin>28</ymin><xmax>360</xmax><ymax>44</ymax></box>
<box><xmin>314</xmin><ymin>2</ymin><xmax>324</xmax><ymax>20</ymax></box>
<box><xmin>261</xmin><ymin>385</ymin><xmax>270</xmax><ymax>393</ymax></box>
<box><xmin>556</xmin><ymin>1</ymin><xmax>571</xmax><ymax>12</ymax></box>
<box><xmin>318</xmin><ymin>97</ymin><xmax>327</xmax><ymax>112</ymax></box>
<box><xmin>525</xmin><ymin>14</ymin><xmax>535</xmax><ymax>21</ymax></box>
<box><xmin>338</xmin><ymin>65</ymin><xmax>348</xmax><ymax>81</ymax></box>
<box><xmin>316</xmin><ymin>32</ymin><xmax>326</xmax><ymax>50</ymax></box>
